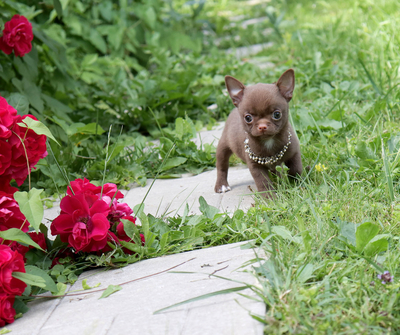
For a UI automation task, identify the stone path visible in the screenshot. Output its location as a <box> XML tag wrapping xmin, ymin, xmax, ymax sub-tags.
<box><xmin>8</xmin><ymin>242</ymin><xmax>265</xmax><ymax>335</ymax></box>
<box><xmin>7</xmin><ymin>125</ymin><xmax>266</xmax><ymax>335</ymax></box>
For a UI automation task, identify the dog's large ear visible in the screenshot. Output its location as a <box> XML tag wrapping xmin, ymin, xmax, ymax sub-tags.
<box><xmin>225</xmin><ymin>76</ymin><xmax>245</xmax><ymax>107</ymax></box>
<box><xmin>276</xmin><ymin>69</ymin><xmax>295</xmax><ymax>102</ymax></box>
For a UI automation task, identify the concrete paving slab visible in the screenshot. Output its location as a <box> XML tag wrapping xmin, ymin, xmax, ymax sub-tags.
<box><xmin>227</xmin><ymin>42</ymin><xmax>273</xmax><ymax>59</ymax></box>
<box><xmin>8</xmin><ymin>241</ymin><xmax>265</xmax><ymax>335</ymax></box>
<box><xmin>123</xmin><ymin>166</ymin><xmax>255</xmax><ymax>217</ymax></box>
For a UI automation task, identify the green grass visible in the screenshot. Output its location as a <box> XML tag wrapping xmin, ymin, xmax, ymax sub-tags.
<box><xmin>182</xmin><ymin>0</ymin><xmax>400</xmax><ymax>333</ymax></box>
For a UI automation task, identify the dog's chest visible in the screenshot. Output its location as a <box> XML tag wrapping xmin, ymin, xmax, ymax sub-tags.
<box><xmin>263</xmin><ymin>138</ymin><xmax>275</xmax><ymax>150</ymax></box>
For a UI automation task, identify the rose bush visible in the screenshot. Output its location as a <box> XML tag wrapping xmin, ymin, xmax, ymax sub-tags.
<box><xmin>0</xmin><ymin>15</ymin><xmax>33</xmax><ymax>57</ymax></box>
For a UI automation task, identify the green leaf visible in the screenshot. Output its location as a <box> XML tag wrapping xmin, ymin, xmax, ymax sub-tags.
<box><xmin>76</xmin><ymin>123</ymin><xmax>105</xmax><ymax>135</ymax></box>
<box><xmin>22</xmin><ymin>80</ymin><xmax>44</xmax><ymax>113</ymax></box>
<box><xmin>12</xmin><ymin>272</ymin><xmax>46</xmax><ymax>288</ymax></box>
<box><xmin>143</xmin><ymin>7</ymin><xmax>156</xmax><ymax>29</ymax></box>
<box><xmin>13</xmin><ymin>296</ymin><xmax>29</xmax><ymax>315</ymax></box>
<box><xmin>54</xmin><ymin>282</ymin><xmax>67</xmax><ymax>296</ymax></box>
<box><xmin>99</xmin><ymin>285</ymin><xmax>122</xmax><ymax>299</ymax></box>
<box><xmin>364</xmin><ymin>239</ymin><xmax>388</xmax><ymax>257</ymax></box>
<box><xmin>17</xmin><ymin>117</ymin><xmax>59</xmax><ymax>145</ymax></box>
<box><xmin>296</xmin><ymin>263</ymin><xmax>314</xmax><ymax>283</ymax></box>
<box><xmin>14</xmin><ymin>188</ymin><xmax>44</xmax><ymax>233</ymax></box>
<box><xmin>53</xmin><ymin>0</ymin><xmax>63</xmax><ymax>17</ymax></box>
<box><xmin>82</xmin><ymin>279</ymin><xmax>101</xmax><ymax>290</ymax></box>
<box><xmin>199</xmin><ymin>196</ymin><xmax>219</xmax><ymax>219</ymax></box>
<box><xmin>122</xmin><ymin>218</ymin><xmax>138</xmax><ymax>239</ymax></box>
<box><xmin>25</xmin><ymin>265</ymin><xmax>58</xmax><ymax>293</ymax></box>
<box><xmin>356</xmin><ymin>222</ymin><xmax>379</xmax><ymax>252</ymax></box>
<box><xmin>272</xmin><ymin>226</ymin><xmax>294</xmax><ymax>241</ymax></box>
<box><xmin>120</xmin><ymin>240</ymin><xmax>142</xmax><ymax>253</ymax></box>
<box><xmin>0</xmin><ymin>229</ymin><xmax>43</xmax><ymax>250</ymax></box>
<box><xmin>7</xmin><ymin>93</ymin><xmax>29</xmax><ymax>115</ymax></box>
<box><xmin>89</xmin><ymin>29</ymin><xmax>107</xmax><ymax>53</ymax></box>
<box><xmin>160</xmin><ymin>157</ymin><xmax>187</xmax><ymax>172</ymax></box>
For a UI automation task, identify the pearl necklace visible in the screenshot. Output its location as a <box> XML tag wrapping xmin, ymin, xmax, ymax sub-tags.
<box><xmin>244</xmin><ymin>131</ymin><xmax>292</xmax><ymax>165</ymax></box>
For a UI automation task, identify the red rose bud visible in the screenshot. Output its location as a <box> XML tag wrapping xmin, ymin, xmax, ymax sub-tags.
<box><xmin>0</xmin><ymin>15</ymin><xmax>33</xmax><ymax>57</ymax></box>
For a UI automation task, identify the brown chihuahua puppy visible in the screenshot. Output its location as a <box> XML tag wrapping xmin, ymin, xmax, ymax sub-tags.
<box><xmin>214</xmin><ymin>69</ymin><xmax>302</xmax><ymax>198</ymax></box>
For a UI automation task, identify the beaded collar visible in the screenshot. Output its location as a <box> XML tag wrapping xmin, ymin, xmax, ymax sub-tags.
<box><xmin>244</xmin><ymin>131</ymin><xmax>292</xmax><ymax>165</ymax></box>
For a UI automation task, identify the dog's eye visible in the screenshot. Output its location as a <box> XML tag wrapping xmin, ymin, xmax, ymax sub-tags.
<box><xmin>272</xmin><ymin>111</ymin><xmax>282</xmax><ymax>120</ymax></box>
<box><xmin>244</xmin><ymin>114</ymin><xmax>253</xmax><ymax>123</ymax></box>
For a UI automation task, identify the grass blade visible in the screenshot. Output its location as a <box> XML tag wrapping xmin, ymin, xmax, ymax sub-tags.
<box><xmin>153</xmin><ymin>286</ymin><xmax>248</xmax><ymax>314</ymax></box>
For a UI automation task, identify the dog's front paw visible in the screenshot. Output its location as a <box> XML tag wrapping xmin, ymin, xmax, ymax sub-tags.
<box><xmin>215</xmin><ymin>184</ymin><xmax>231</xmax><ymax>193</ymax></box>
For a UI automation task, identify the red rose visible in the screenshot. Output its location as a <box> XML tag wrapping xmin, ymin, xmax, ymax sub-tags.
<box><xmin>0</xmin><ymin>176</ymin><xmax>18</xmax><ymax>194</ymax></box>
<box><xmin>0</xmin><ymin>245</ymin><xmax>27</xmax><ymax>296</ymax></box>
<box><xmin>51</xmin><ymin>193</ymin><xmax>111</xmax><ymax>252</ymax></box>
<box><xmin>6</xmin><ymin>115</ymin><xmax>47</xmax><ymax>186</ymax></box>
<box><xmin>67</xmin><ymin>178</ymin><xmax>123</xmax><ymax>200</ymax></box>
<box><xmin>67</xmin><ymin>178</ymin><xmax>101</xmax><ymax>197</ymax></box>
<box><xmin>0</xmin><ymin>15</ymin><xmax>33</xmax><ymax>57</ymax></box>
<box><xmin>0</xmin><ymin>293</ymin><xmax>15</xmax><ymax>327</ymax></box>
<box><xmin>0</xmin><ymin>96</ymin><xmax>18</xmax><ymax>132</ymax></box>
<box><xmin>0</xmin><ymin>191</ymin><xmax>29</xmax><ymax>232</ymax></box>
<box><xmin>0</xmin><ymin>141</ymin><xmax>12</xmax><ymax>176</ymax></box>
<box><xmin>107</xmin><ymin>201</ymin><xmax>133</xmax><ymax>224</ymax></box>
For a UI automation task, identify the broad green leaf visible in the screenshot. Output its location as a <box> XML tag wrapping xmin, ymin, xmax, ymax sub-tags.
<box><xmin>82</xmin><ymin>279</ymin><xmax>101</xmax><ymax>290</ymax></box>
<box><xmin>0</xmin><ymin>229</ymin><xmax>43</xmax><ymax>250</ymax></box>
<box><xmin>81</xmin><ymin>54</ymin><xmax>98</xmax><ymax>68</ymax></box>
<box><xmin>159</xmin><ymin>232</ymin><xmax>169</xmax><ymax>251</ymax></box>
<box><xmin>356</xmin><ymin>222</ymin><xmax>379</xmax><ymax>252</ymax></box>
<box><xmin>296</xmin><ymin>263</ymin><xmax>314</xmax><ymax>283</ymax></box>
<box><xmin>12</xmin><ymin>272</ymin><xmax>46</xmax><ymax>288</ymax></box>
<box><xmin>364</xmin><ymin>239</ymin><xmax>388</xmax><ymax>257</ymax></box>
<box><xmin>120</xmin><ymin>240</ymin><xmax>142</xmax><ymax>253</ymax></box>
<box><xmin>143</xmin><ymin>7</ymin><xmax>156</xmax><ymax>29</ymax></box>
<box><xmin>7</xmin><ymin>93</ymin><xmax>29</xmax><ymax>115</ymax></box>
<box><xmin>175</xmin><ymin>117</ymin><xmax>184</xmax><ymax>140</ymax></box>
<box><xmin>17</xmin><ymin>117</ymin><xmax>59</xmax><ymax>145</ymax></box>
<box><xmin>53</xmin><ymin>0</ymin><xmax>63</xmax><ymax>17</ymax></box>
<box><xmin>76</xmin><ymin>123</ymin><xmax>105</xmax><ymax>135</ymax></box>
<box><xmin>99</xmin><ymin>285</ymin><xmax>122</xmax><ymax>299</ymax></box>
<box><xmin>272</xmin><ymin>226</ymin><xmax>294</xmax><ymax>241</ymax></box>
<box><xmin>89</xmin><ymin>29</ymin><xmax>107</xmax><ymax>53</ymax></box>
<box><xmin>13</xmin><ymin>296</ymin><xmax>29</xmax><ymax>315</ymax></box>
<box><xmin>199</xmin><ymin>196</ymin><xmax>219</xmax><ymax>219</ymax></box>
<box><xmin>54</xmin><ymin>283</ymin><xmax>67</xmax><ymax>296</ymax></box>
<box><xmin>22</xmin><ymin>80</ymin><xmax>44</xmax><ymax>112</ymax></box>
<box><xmin>25</xmin><ymin>265</ymin><xmax>58</xmax><ymax>293</ymax></box>
<box><xmin>160</xmin><ymin>157</ymin><xmax>187</xmax><ymax>172</ymax></box>
<box><xmin>121</xmin><ymin>218</ymin><xmax>139</xmax><ymax>239</ymax></box>
<box><xmin>14</xmin><ymin>188</ymin><xmax>44</xmax><ymax>233</ymax></box>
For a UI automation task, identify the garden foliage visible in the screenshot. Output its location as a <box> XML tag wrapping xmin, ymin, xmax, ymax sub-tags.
<box><xmin>0</xmin><ymin>0</ymin><xmax>238</xmax><ymax>193</ymax></box>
